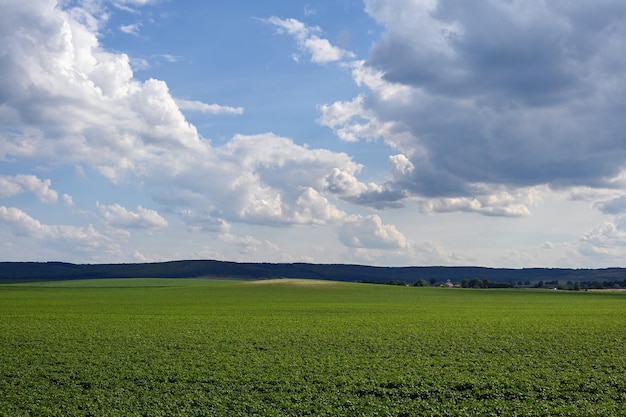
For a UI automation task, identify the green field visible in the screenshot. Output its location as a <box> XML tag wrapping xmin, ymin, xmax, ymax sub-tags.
<box><xmin>1</xmin><ymin>278</ymin><xmax>625</xmax><ymax>416</ymax></box>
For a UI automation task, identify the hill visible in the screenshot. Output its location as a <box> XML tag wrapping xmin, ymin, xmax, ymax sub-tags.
<box><xmin>1</xmin><ymin>260</ymin><xmax>626</xmax><ymax>285</ymax></box>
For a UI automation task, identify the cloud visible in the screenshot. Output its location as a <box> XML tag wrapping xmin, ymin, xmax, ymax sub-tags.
<box><xmin>218</xmin><ymin>232</ymin><xmax>280</xmax><ymax>256</ymax></box>
<box><xmin>0</xmin><ymin>205</ymin><xmax>109</xmax><ymax>246</ymax></box>
<box><xmin>575</xmin><ymin>217</ymin><xmax>626</xmax><ymax>262</ymax></box>
<box><xmin>594</xmin><ymin>196</ymin><xmax>626</xmax><ymax>215</ymax></box>
<box><xmin>112</xmin><ymin>0</ymin><xmax>156</xmax><ymax>13</ymax></box>
<box><xmin>0</xmin><ymin>0</ymin><xmax>203</xmax><ymax>182</ymax></box>
<box><xmin>292</xmin><ymin>187</ymin><xmax>346</xmax><ymax>224</ymax></box>
<box><xmin>313</xmin><ymin>0</ymin><xmax>626</xmax><ymax>213</ymax></box>
<box><xmin>0</xmin><ymin>175</ymin><xmax>58</xmax><ymax>204</ymax></box>
<box><xmin>120</xmin><ymin>22</ymin><xmax>141</xmax><ymax>36</ymax></box>
<box><xmin>418</xmin><ymin>185</ymin><xmax>543</xmax><ymax>217</ymax></box>
<box><xmin>97</xmin><ymin>203</ymin><xmax>168</xmax><ymax>229</ymax></box>
<box><xmin>323</xmin><ymin>167</ymin><xmax>405</xmax><ymax>209</ymax></box>
<box><xmin>338</xmin><ymin>214</ymin><xmax>408</xmax><ymax>249</ymax></box>
<box><xmin>63</xmin><ymin>194</ymin><xmax>74</xmax><ymax>207</ymax></box>
<box><xmin>198</xmin><ymin>133</ymin><xmax>359</xmax><ymax>226</ymax></box>
<box><xmin>175</xmin><ymin>99</ymin><xmax>244</xmax><ymax>115</ymax></box>
<box><xmin>180</xmin><ymin>210</ymin><xmax>230</xmax><ymax>233</ymax></box>
<box><xmin>0</xmin><ymin>2</ymin><xmax>371</xmax><ymax>234</ymax></box>
<box><xmin>264</xmin><ymin>17</ymin><xmax>354</xmax><ymax>64</ymax></box>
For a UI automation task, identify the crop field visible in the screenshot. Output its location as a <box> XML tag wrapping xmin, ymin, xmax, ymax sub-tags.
<box><xmin>1</xmin><ymin>278</ymin><xmax>625</xmax><ymax>416</ymax></box>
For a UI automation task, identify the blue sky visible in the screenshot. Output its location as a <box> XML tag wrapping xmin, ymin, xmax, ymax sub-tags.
<box><xmin>2</xmin><ymin>0</ymin><xmax>626</xmax><ymax>267</ymax></box>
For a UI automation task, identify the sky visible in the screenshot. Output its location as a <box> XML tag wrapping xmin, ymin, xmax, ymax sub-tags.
<box><xmin>2</xmin><ymin>0</ymin><xmax>626</xmax><ymax>268</ymax></box>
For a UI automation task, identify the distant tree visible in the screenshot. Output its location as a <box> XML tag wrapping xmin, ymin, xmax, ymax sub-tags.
<box><xmin>461</xmin><ymin>279</ymin><xmax>469</xmax><ymax>288</ymax></box>
<box><xmin>429</xmin><ymin>278</ymin><xmax>437</xmax><ymax>286</ymax></box>
<box><xmin>468</xmin><ymin>278</ymin><xmax>482</xmax><ymax>288</ymax></box>
<box><xmin>413</xmin><ymin>279</ymin><xmax>430</xmax><ymax>287</ymax></box>
<box><xmin>535</xmin><ymin>281</ymin><xmax>544</xmax><ymax>288</ymax></box>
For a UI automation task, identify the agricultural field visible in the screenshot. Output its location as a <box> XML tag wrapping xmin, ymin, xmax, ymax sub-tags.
<box><xmin>0</xmin><ymin>278</ymin><xmax>625</xmax><ymax>416</ymax></box>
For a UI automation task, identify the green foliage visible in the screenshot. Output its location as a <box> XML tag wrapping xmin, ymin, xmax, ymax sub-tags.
<box><xmin>1</xmin><ymin>279</ymin><xmax>625</xmax><ymax>416</ymax></box>
<box><xmin>461</xmin><ymin>278</ymin><xmax>515</xmax><ymax>288</ymax></box>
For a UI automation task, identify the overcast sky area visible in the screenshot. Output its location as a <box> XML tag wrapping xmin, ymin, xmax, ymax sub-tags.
<box><xmin>2</xmin><ymin>0</ymin><xmax>626</xmax><ymax>267</ymax></box>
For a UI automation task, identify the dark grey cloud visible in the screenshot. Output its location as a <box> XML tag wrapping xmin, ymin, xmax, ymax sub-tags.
<box><xmin>369</xmin><ymin>0</ymin><xmax>625</xmax><ymax>105</ymax></box>
<box><xmin>595</xmin><ymin>196</ymin><xmax>626</xmax><ymax>215</ymax></box>
<box><xmin>358</xmin><ymin>0</ymin><xmax>626</xmax><ymax>202</ymax></box>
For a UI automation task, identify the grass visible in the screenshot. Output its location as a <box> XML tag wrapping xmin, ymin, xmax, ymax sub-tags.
<box><xmin>1</xmin><ymin>278</ymin><xmax>625</xmax><ymax>416</ymax></box>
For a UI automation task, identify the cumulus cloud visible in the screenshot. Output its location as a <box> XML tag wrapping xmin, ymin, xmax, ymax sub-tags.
<box><xmin>0</xmin><ymin>0</ymin><xmax>202</xmax><ymax>181</ymax></box>
<box><xmin>339</xmin><ymin>214</ymin><xmax>408</xmax><ymax>249</ymax></box>
<box><xmin>575</xmin><ymin>217</ymin><xmax>626</xmax><ymax>262</ymax></box>
<box><xmin>323</xmin><ymin>167</ymin><xmax>405</xmax><ymax>209</ymax></box>
<box><xmin>0</xmin><ymin>1</ymin><xmax>377</xmax><ymax>236</ymax></box>
<box><xmin>419</xmin><ymin>185</ymin><xmax>544</xmax><ymax>217</ymax></box>
<box><xmin>0</xmin><ymin>175</ymin><xmax>58</xmax><ymax>204</ymax></box>
<box><xmin>199</xmin><ymin>133</ymin><xmax>359</xmax><ymax>225</ymax></box>
<box><xmin>97</xmin><ymin>203</ymin><xmax>168</xmax><ymax>229</ymax></box>
<box><xmin>313</xmin><ymin>0</ymin><xmax>626</xmax><ymax>214</ymax></box>
<box><xmin>0</xmin><ymin>205</ymin><xmax>109</xmax><ymax>247</ymax></box>
<box><xmin>292</xmin><ymin>187</ymin><xmax>346</xmax><ymax>224</ymax></box>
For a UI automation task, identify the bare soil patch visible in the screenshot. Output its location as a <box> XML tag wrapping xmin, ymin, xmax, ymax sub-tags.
<box><xmin>249</xmin><ymin>278</ymin><xmax>338</xmax><ymax>286</ymax></box>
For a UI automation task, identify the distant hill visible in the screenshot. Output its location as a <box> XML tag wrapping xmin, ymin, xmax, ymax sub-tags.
<box><xmin>1</xmin><ymin>260</ymin><xmax>626</xmax><ymax>285</ymax></box>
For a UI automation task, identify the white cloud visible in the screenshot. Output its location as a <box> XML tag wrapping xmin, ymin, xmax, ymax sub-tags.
<box><xmin>0</xmin><ymin>205</ymin><xmax>108</xmax><ymax>246</ymax></box>
<box><xmin>324</xmin><ymin>168</ymin><xmax>381</xmax><ymax>198</ymax></box>
<box><xmin>63</xmin><ymin>194</ymin><xmax>74</xmax><ymax>207</ymax></box>
<box><xmin>264</xmin><ymin>17</ymin><xmax>354</xmax><ymax>64</ymax></box>
<box><xmin>202</xmin><ymin>133</ymin><xmax>361</xmax><ymax>225</ymax></box>
<box><xmin>97</xmin><ymin>202</ymin><xmax>168</xmax><ymax>229</ymax></box>
<box><xmin>110</xmin><ymin>0</ymin><xmax>156</xmax><ymax>13</ymax></box>
<box><xmin>175</xmin><ymin>98</ymin><xmax>244</xmax><ymax>115</ymax></box>
<box><xmin>420</xmin><ymin>197</ymin><xmax>528</xmax><ymax>218</ymax></box>
<box><xmin>292</xmin><ymin>187</ymin><xmax>345</xmax><ymax>224</ymax></box>
<box><xmin>576</xmin><ymin>217</ymin><xmax>626</xmax><ymax>262</ymax></box>
<box><xmin>338</xmin><ymin>214</ymin><xmax>408</xmax><ymax>249</ymax></box>
<box><xmin>114</xmin><ymin>0</ymin><xmax>155</xmax><ymax>6</ymax></box>
<box><xmin>120</xmin><ymin>22</ymin><xmax>141</xmax><ymax>36</ymax></box>
<box><xmin>159</xmin><ymin>54</ymin><xmax>179</xmax><ymax>63</ymax></box>
<box><xmin>218</xmin><ymin>232</ymin><xmax>280</xmax><ymax>256</ymax></box>
<box><xmin>0</xmin><ymin>0</ymin><xmax>203</xmax><ymax>184</ymax></box>
<box><xmin>0</xmin><ymin>175</ymin><xmax>58</xmax><ymax>204</ymax></box>
<box><xmin>1</xmin><ymin>2</ymin><xmax>369</xmax><ymax>233</ymax></box>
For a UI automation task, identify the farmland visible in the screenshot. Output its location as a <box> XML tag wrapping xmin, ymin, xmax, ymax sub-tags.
<box><xmin>1</xmin><ymin>278</ymin><xmax>625</xmax><ymax>416</ymax></box>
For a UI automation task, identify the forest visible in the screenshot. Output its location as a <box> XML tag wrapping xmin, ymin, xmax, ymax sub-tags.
<box><xmin>2</xmin><ymin>260</ymin><xmax>626</xmax><ymax>287</ymax></box>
